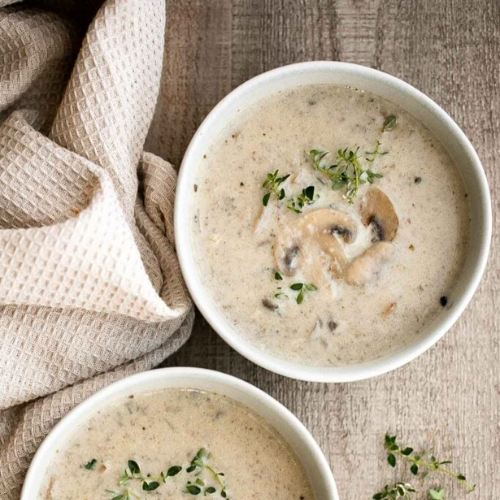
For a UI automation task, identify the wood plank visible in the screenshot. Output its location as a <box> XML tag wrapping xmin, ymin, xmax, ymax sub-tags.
<box><xmin>146</xmin><ymin>0</ymin><xmax>233</xmax><ymax>165</ymax></box>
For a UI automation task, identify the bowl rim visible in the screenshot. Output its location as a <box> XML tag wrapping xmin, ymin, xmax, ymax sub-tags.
<box><xmin>21</xmin><ymin>367</ymin><xmax>339</xmax><ymax>500</ymax></box>
<box><xmin>174</xmin><ymin>61</ymin><xmax>492</xmax><ymax>383</ymax></box>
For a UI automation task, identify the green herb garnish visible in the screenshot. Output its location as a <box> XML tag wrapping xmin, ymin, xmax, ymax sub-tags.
<box><xmin>186</xmin><ymin>483</ymin><xmax>202</xmax><ymax>495</ymax></box>
<box><xmin>110</xmin><ymin>459</ymin><xmax>183</xmax><ymax>499</ymax></box>
<box><xmin>109</xmin><ymin>491</ymin><xmax>139</xmax><ymax>500</ymax></box>
<box><xmin>107</xmin><ymin>451</ymin><xmax>228</xmax><ymax>499</ymax></box>
<box><xmin>166</xmin><ymin>465</ymin><xmax>182</xmax><ymax>477</ymax></box>
<box><xmin>84</xmin><ymin>458</ymin><xmax>98</xmax><ymax>470</ymax></box>
<box><xmin>128</xmin><ymin>460</ymin><xmax>140</xmax><ymax>475</ymax></box>
<box><xmin>383</xmin><ymin>115</ymin><xmax>397</xmax><ymax>132</ymax></box>
<box><xmin>142</xmin><ymin>481</ymin><xmax>160</xmax><ymax>491</ymax></box>
<box><xmin>272</xmin><ymin>272</ymin><xmax>288</xmax><ymax>300</ymax></box>
<box><xmin>385</xmin><ymin>434</ymin><xmax>475</xmax><ymax>491</ymax></box>
<box><xmin>428</xmin><ymin>489</ymin><xmax>446</xmax><ymax>500</ymax></box>
<box><xmin>373</xmin><ymin>482</ymin><xmax>416</xmax><ymax>499</ymax></box>
<box><xmin>186</xmin><ymin>448</ymin><xmax>230</xmax><ymax>498</ymax></box>
<box><xmin>290</xmin><ymin>282</ymin><xmax>317</xmax><ymax>304</ymax></box>
<box><xmin>262</xmin><ymin>169</ymin><xmax>290</xmax><ymax>206</ymax></box>
<box><xmin>287</xmin><ymin>185</ymin><xmax>317</xmax><ymax>213</ymax></box>
<box><xmin>366</xmin><ymin>140</ymin><xmax>388</xmax><ymax>162</ymax></box>
<box><xmin>307</xmin><ymin>147</ymin><xmax>383</xmax><ymax>203</ymax></box>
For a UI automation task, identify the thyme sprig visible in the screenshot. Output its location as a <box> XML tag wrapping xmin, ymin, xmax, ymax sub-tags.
<box><xmin>373</xmin><ymin>482</ymin><xmax>416</xmax><ymax>499</ymax></box>
<box><xmin>307</xmin><ymin>147</ymin><xmax>383</xmax><ymax>203</ymax></box>
<box><xmin>287</xmin><ymin>185</ymin><xmax>317</xmax><ymax>213</ymax></box>
<box><xmin>108</xmin><ymin>460</ymin><xmax>182</xmax><ymax>499</ymax></box>
<box><xmin>290</xmin><ymin>282</ymin><xmax>317</xmax><ymax>304</ymax></box>
<box><xmin>186</xmin><ymin>448</ymin><xmax>229</xmax><ymax>498</ymax></box>
<box><xmin>366</xmin><ymin>140</ymin><xmax>388</xmax><ymax>162</ymax></box>
<box><xmin>385</xmin><ymin>434</ymin><xmax>475</xmax><ymax>492</ymax></box>
<box><xmin>262</xmin><ymin>169</ymin><xmax>290</xmax><ymax>206</ymax></box>
<box><xmin>107</xmin><ymin>452</ymin><xmax>228</xmax><ymax>499</ymax></box>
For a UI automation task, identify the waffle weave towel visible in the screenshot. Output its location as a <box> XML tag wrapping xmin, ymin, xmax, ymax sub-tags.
<box><xmin>0</xmin><ymin>1</ymin><xmax>194</xmax><ymax>497</ymax></box>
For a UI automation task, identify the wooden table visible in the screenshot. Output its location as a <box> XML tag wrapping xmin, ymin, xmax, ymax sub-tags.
<box><xmin>153</xmin><ymin>1</ymin><xmax>500</xmax><ymax>498</ymax></box>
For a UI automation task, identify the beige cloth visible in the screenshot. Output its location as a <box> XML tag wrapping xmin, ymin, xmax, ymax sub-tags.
<box><xmin>0</xmin><ymin>1</ymin><xmax>194</xmax><ymax>498</ymax></box>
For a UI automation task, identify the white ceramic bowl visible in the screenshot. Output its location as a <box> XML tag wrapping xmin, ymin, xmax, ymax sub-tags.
<box><xmin>21</xmin><ymin>367</ymin><xmax>338</xmax><ymax>500</ymax></box>
<box><xmin>175</xmin><ymin>61</ymin><xmax>492</xmax><ymax>382</ymax></box>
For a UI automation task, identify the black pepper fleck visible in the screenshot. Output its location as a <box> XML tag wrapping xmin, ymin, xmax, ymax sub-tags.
<box><xmin>194</xmin><ymin>184</ymin><xmax>198</xmax><ymax>192</ymax></box>
<box><xmin>440</xmin><ymin>295</ymin><xmax>448</xmax><ymax>307</ymax></box>
<box><xmin>414</xmin><ymin>176</ymin><xmax>422</xmax><ymax>184</ymax></box>
<box><xmin>328</xmin><ymin>320</ymin><xmax>338</xmax><ymax>332</ymax></box>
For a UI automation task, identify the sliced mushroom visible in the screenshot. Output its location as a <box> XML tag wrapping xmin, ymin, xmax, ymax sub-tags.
<box><xmin>346</xmin><ymin>241</ymin><xmax>395</xmax><ymax>285</ymax></box>
<box><xmin>316</xmin><ymin>232</ymin><xmax>349</xmax><ymax>278</ymax></box>
<box><xmin>361</xmin><ymin>187</ymin><xmax>399</xmax><ymax>242</ymax></box>
<box><xmin>299</xmin><ymin>208</ymin><xmax>358</xmax><ymax>243</ymax></box>
<box><xmin>300</xmin><ymin>240</ymin><xmax>332</xmax><ymax>286</ymax></box>
<box><xmin>274</xmin><ymin>208</ymin><xmax>357</xmax><ymax>282</ymax></box>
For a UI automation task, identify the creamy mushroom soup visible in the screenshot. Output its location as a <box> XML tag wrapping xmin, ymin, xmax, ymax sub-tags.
<box><xmin>39</xmin><ymin>389</ymin><xmax>314</xmax><ymax>500</ymax></box>
<box><xmin>191</xmin><ymin>85</ymin><xmax>469</xmax><ymax>366</ymax></box>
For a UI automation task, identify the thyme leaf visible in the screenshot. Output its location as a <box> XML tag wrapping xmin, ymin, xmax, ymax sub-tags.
<box><xmin>142</xmin><ymin>481</ymin><xmax>160</xmax><ymax>491</ymax></box>
<box><xmin>428</xmin><ymin>489</ymin><xmax>446</xmax><ymax>500</ymax></box>
<box><xmin>383</xmin><ymin>115</ymin><xmax>397</xmax><ymax>132</ymax></box>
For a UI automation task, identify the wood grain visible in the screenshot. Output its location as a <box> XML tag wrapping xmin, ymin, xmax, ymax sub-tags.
<box><xmin>154</xmin><ymin>1</ymin><xmax>500</xmax><ymax>498</ymax></box>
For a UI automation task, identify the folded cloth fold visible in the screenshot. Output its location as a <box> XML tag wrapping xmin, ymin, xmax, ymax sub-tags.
<box><xmin>0</xmin><ymin>1</ymin><xmax>193</xmax><ymax>498</ymax></box>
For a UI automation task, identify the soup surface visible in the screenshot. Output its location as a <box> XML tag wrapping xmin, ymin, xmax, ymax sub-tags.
<box><xmin>192</xmin><ymin>85</ymin><xmax>469</xmax><ymax>366</ymax></box>
<box><xmin>39</xmin><ymin>389</ymin><xmax>314</xmax><ymax>500</ymax></box>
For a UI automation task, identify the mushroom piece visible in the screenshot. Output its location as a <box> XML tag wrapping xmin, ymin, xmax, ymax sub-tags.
<box><xmin>361</xmin><ymin>187</ymin><xmax>399</xmax><ymax>242</ymax></box>
<box><xmin>298</xmin><ymin>208</ymin><xmax>358</xmax><ymax>243</ymax></box>
<box><xmin>345</xmin><ymin>241</ymin><xmax>396</xmax><ymax>286</ymax></box>
<box><xmin>315</xmin><ymin>232</ymin><xmax>349</xmax><ymax>278</ymax></box>
<box><xmin>274</xmin><ymin>209</ymin><xmax>357</xmax><ymax>282</ymax></box>
<box><xmin>300</xmin><ymin>240</ymin><xmax>333</xmax><ymax>286</ymax></box>
<box><xmin>274</xmin><ymin>240</ymin><xmax>301</xmax><ymax>277</ymax></box>
<box><xmin>299</xmin><ymin>209</ymin><xmax>356</xmax><ymax>278</ymax></box>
